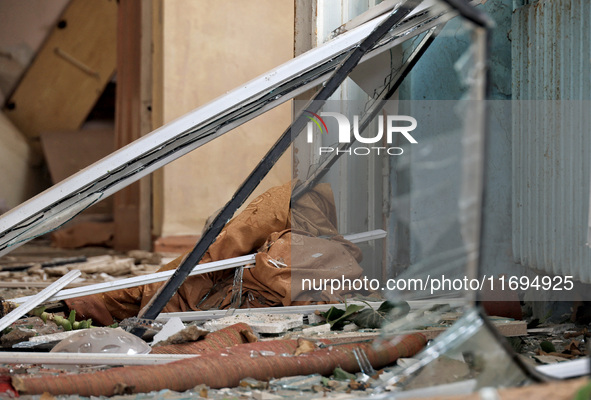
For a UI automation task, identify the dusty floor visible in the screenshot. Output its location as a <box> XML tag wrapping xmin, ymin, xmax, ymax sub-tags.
<box><xmin>0</xmin><ymin>239</ymin><xmax>589</xmax><ymax>399</ymax></box>
<box><xmin>0</xmin><ymin>238</ymin><xmax>174</xmax><ymax>300</ymax></box>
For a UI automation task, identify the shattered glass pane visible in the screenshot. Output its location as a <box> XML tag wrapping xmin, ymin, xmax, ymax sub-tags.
<box><xmin>288</xmin><ymin>4</ymin><xmax>532</xmax><ymax>396</ymax></box>
<box><xmin>378</xmin><ymin>308</ymin><xmax>532</xmax><ymax>396</ymax></box>
<box><xmin>2</xmin><ymin>192</ymin><xmax>102</xmax><ymax>250</ymax></box>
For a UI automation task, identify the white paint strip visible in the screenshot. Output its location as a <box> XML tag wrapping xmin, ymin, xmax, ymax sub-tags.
<box><xmin>9</xmin><ymin>230</ymin><xmax>386</xmax><ymax>305</ymax></box>
<box><xmin>157</xmin><ymin>298</ymin><xmax>467</xmax><ymax>322</ymax></box>
<box><xmin>535</xmin><ymin>358</ymin><xmax>589</xmax><ymax>379</ymax></box>
<box><xmin>343</xmin><ymin>229</ymin><xmax>386</xmax><ymax>244</ymax></box>
<box><xmin>157</xmin><ymin>301</ymin><xmax>385</xmax><ymax>322</ymax></box>
<box><xmin>0</xmin><ymin>270</ymin><xmax>81</xmax><ymax>331</ymax></box>
<box><xmin>0</xmin><ymin>352</ymin><xmax>195</xmax><ymax>366</ymax></box>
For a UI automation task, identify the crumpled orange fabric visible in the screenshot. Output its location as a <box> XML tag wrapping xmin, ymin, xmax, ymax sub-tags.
<box><xmin>66</xmin><ymin>182</ymin><xmax>364</xmax><ymax>325</ymax></box>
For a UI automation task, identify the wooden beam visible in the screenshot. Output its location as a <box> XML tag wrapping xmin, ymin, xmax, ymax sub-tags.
<box><xmin>151</xmin><ymin>0</ymin><xmax>165</xmax><ymax>240</ymax></box>
<box><xmin>113</xmin><ymin>0</ymin><xmax>153</xmax><ymax>251</ymax></box>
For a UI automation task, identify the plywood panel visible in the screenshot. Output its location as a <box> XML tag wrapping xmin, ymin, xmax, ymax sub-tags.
<box><xmin>3</xmin><ymin>0</ymin><xmax>117</xmax><ymax>142</ymax></box>
<box><xmin>39</xmin><ymin>129</ymin><xmax>114</xmax><ymax>184</ymax></box>
<box><xmin>159</xmin><ymin>0</ymin><xmax>294</xmax><ymax>237</ymax></box>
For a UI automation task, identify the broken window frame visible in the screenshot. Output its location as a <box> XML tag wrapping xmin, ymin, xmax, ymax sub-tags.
<box><xmin>0</xmin><ymin>0</ymin><xmax>462</xmax><ymax>256</ymax></box>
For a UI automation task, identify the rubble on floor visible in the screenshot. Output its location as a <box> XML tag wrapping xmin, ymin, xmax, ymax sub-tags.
<box><xmin>0</xmin><ymin>242</ymin><xmax>589</xmax><ymax>398</ymax></box>
<box><xmin>0</xmin><ymin>290</ymin><xmax>586</xmax><ymax>397</ymax></box>
<box><xmin>0</xmin><ymin>240</ymin><xmax>171</xmax><ymax>301</ymax></box>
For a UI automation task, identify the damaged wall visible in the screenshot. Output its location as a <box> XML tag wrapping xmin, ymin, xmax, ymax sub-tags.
<box><xmin>155</xmin><ymin>0</ymin><xmax>294</xmax><ymax>238</ymax></box>
<box><xmin>0</xmin><ymin>112</ymin><xmax>45</xmax><ymax>212</ymax></box>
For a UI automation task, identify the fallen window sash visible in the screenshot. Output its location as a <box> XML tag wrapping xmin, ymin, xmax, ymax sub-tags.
<box><xmin>0</xmin><ymin>352</ymin><xmax>195</xmax><ymax>366</ymax></box>
<box><xmin>0</xmin><ymin>1</ymin><xmax>462</xmax><ymax>257</ymax></box>
<box><xmin>8</xmin><ymin>229</ymin><xmax>386</xmax><ymax>305</ymax></box>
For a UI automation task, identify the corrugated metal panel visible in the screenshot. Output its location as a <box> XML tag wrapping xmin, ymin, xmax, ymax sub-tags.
<box><xmin>512</xmin><ymin>0</ymin><xmax>591</xmax><ymax>282</ymax></box>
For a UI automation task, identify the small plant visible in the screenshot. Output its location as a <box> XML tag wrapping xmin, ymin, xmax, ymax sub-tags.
<box><xmin>31</xmin><ymin>307</ymin><xmax>94</xmax><ymax>331</ymax></box>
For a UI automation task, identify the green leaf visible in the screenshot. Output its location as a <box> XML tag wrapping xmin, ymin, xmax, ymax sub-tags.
<box><xmin>540</xmin><ymin>340</ymin><xmax>556</xmax><ymax>353</ymax></box>
<box><xmin>321</xmin><ymin>304</ymin><xmax>364</xmax><ymax>330</ymax></box>
<box><xmin>333</xmin><ymin>367</ymin><xmax>356</xmax><ymax>381</ymax></box>
<box><xmin>352</xmin><ymin>301</ymin><xmax>410</xmax><ymax>329</ymax></box>
<box><xmin>31</xmin><ymin>306</ymin><xmax>46</xmax><ymax>317</ymax></box>
<box><xmin>53</xmin><ymin>315</ymin><xmax>72</xmax><ymax>331</ymax></box>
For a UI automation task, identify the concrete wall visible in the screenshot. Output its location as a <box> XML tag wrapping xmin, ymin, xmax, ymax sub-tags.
<box><xmin>157</xmin><ymin>0</ymin><xmax>294</xmax><ymax>236</ymax></box>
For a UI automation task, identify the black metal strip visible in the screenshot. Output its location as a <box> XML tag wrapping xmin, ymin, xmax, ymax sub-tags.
<box><xmin>440</xmin><ymin>0</ymin><xmax>494</xmax><ymax>28</ymax></box>
<box><xmin>292</xmin><ymin>25</ymin><xmax>442</xmax><ymax>201</ymax></box>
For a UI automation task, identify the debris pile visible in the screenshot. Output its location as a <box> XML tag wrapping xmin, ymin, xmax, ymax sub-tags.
<box><xmin>0</xmin><ymin>183</ymin><xmax>588</xmax><ymax>398</ymax></box>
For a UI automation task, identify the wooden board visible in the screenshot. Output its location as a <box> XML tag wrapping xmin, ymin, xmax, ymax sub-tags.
<box><xmin>3</xmin><ymin>0</ymin><xmax>117</xmax><ymax>143</ymax></box>
<box><xmin>406</xmin><ymin>320</ymin><xmax>527</xmax><ymax>340</ymax></box>
<box><xmin>153</xmin><ymin>235</ymin><xmax>199</xmax><ymax>254</ymax></box>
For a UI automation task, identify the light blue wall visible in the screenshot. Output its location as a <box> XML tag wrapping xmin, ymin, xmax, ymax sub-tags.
<box><xmin>400</xmin><ymin>1</ymin><xmax>512</xmax><ymax>101</ymax></box>
<box><xmin>390</xmin><ymin>0</ymin><xmax>530</xmax><ymax>282</ymax></box>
